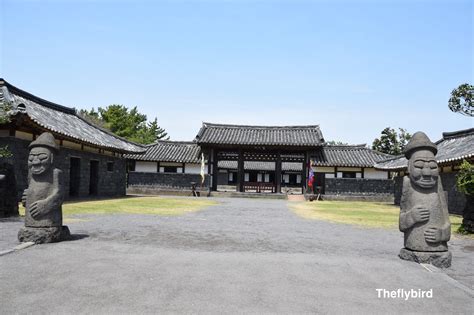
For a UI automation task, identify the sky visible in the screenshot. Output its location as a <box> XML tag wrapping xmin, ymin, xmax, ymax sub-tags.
<box><xmin>1</xmin><ymin>0</ymin><xmax>473</xmax><ymax>145</ymax></box>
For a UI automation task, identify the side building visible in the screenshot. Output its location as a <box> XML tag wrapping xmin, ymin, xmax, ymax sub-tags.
<box><xmin>375</xmin><ymin>128</ymin><xmax>474</xmax><ymax>214</ymax></box>
<box><xmin>0</xmin><ymin>79</ymin><xmax>145</xmax><ymax>199</ymax></box>
<box><xmin>126</xmin><ymin>140</ymin><xmax>209</xmax><ymax>194</ymax></box>
<box><xmin>311</xmin><ymin>145</ymin><xmax>394</xmax><ymax>196</ymax></box>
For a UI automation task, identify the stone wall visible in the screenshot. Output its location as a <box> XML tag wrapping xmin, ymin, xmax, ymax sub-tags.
<box><xmin>325</xmin><ymin>178</ymin><xmax>394</xmax><ymax>195</ymax></box>
<box><xmin>128</xmin><ymin>171</ymin><xmax>210</xmax><ymax>190</ymax></box>
<box><xmin>0</xmin><ymin>136</ymin><xmax>127</xmax><ymax>200</ymax></box>
<box><xmin>393</xmin><ymin>173</ymin><xmax>465</xmax><ymax>215</ymax></box>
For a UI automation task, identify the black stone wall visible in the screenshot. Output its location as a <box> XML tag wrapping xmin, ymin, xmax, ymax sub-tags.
<box><xmin>393</xmin><ymin>173</ymin><xmax>466</xmax><ymax>215</ymax></box>
<box><xmin>325</xmin><ymin>178</ymin><xmax>394</xmax><ymax>195</ymax></box>
<box><xmin>0</xmin><ymin>137</ymin><xmax>127</xmax><ymax>200</ymax></box>
<box><xmin>128</xmin><ymin>171</ymin><xmax>210</xmax><ymax>189</ymax></box>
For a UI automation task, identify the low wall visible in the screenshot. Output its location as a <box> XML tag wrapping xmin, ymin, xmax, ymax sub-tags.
<box><xmin>325</xmin><ymin>178</ymin><xmax>394</xmax><ymax>195</ymax></box>
<box><xmin>393</xmin><ymin>173</ymin><xmax>466</xmax><ymax>215</ymax></box>
<box><xmin>128</xmin><ymin>171</ymin><xmax>210</xmax><ymax>190</ymax></box>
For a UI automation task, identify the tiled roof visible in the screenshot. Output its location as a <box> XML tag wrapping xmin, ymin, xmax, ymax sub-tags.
<box><xmin>312</xmin><ymin>145</ymin><xmax>392</xmax><ymax>168</ymax></box>
<box><xmin>218</xmin><ymin>160</ymin><xmax>302</xmax><ymax>171</ymax></box>
<box><xmin>0</xmin><ymin>79</ymin><xmax>145</xmax><ymax>154</ymax></box>
<box><xmin>195</xmin><ymin>122</ymin><xmax>325</xmax><ymax>147</ymax></box>
<box><xmin>126</xmin><ymin>140</ymin><xmax>202</xmax><ymax>163</ymax></box>
<box><xmin>374</xmin><ymin>128</ymin><xmax>474</xmax><ymax>170</ymax></box>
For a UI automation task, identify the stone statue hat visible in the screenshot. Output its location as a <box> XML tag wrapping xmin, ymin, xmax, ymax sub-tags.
<box><xmin>403</xmin><ymin>131</ymin><xmax>437</xmax><ymax>159</ymax></box>
<box><xmin>29</xmin><ymin>132</ymin><xmax>59</xmax><ymax>152</ymax></box>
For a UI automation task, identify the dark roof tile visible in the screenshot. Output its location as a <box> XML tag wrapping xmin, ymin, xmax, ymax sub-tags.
<box><xmin>312</xmin><ymin>145</ymin><xmax>392</xmax><ymax>168</ymax></box>
<box><xmin>375</xmin><ymin>128</ymin><xmax>474</xmax><ymax>170</ymax></box>
<box><xmin>195</xmin><ymin>122</ymin><xmax>325</xmax><ymax>147</ymax></box>
<box><xmin>126</xmin><ymin>141</ymin><xmax>202</xmax><ymax>163</ymax></box>
<box><xmin>0</xmin><ymin>80</ymin><xmax>145</xmax><ymax>154</ymax></box>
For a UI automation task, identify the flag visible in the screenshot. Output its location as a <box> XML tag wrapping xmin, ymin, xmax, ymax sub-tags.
<box><xmin>200</xmin><ymin>153</ymin><xmax>205</xmax><ymax>184</ymax></box>
<box><xmin>307</xmin><ymin>163</ymin><xmax>314</xmax><ymax>188</ymax></box>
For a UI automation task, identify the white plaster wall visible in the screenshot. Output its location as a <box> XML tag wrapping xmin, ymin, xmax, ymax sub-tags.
<box><xmin>314</xmin><ymin>166</ymin><xmax>335</xmax><ymax>173</ymax></box>
<box><xmin>136</xmin><ymin>161</ymin><xmax>157</xmax><ymax>173</ymax></box>
<box><xmin>364</xmin><ymin>168</ymin><xmax>388</xmax><ymax>179</ymax></box>
<box><xmin>186</xmin><ymin>163</ymin><xmax>208</xmax><ymax>174</ymax></box>
<box><xmin>338</xmin><ymin>167</ymin><xmax>362</xmax><ymax>172</ymax></box>
<box><xmin>325</xmin><ymin>173</ymin><xmax>335</xmax><ymax>178</ymax></box>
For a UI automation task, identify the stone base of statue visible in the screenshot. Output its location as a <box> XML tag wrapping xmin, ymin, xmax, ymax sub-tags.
<box><xmin>18</xmin><ymin>226</ymin><xmax>71</xmax><ymax>244</ymax></box>
<box><xmin>399</xmin><ymin>248</ymin><xmax>452</xmax><ymax>268</ymax></box>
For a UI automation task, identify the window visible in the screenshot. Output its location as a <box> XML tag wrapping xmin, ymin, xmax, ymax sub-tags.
<box><xmin>163</xmin><ymin>166</ymin><xmax>178</xmax><ymax>173</ymax></box>
<box><xmin>107</xmin><ymin>162</ymin><xmax>114</xmax><ymax>172</ymax></box>
<box><xmin>342</xmin><ymin>172</ymin><xmax>356</xmax><ymax>178</ymax></box>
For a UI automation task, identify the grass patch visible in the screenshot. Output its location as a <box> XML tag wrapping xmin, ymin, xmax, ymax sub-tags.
<box><xmin>19</xmin><ymin>196</ymin><xmax>217</xmax><ymax>217</ymax></box>
<box><xmin>290</xmin><ymin>201</ymin><xmax>473</xmax><ymax>239</ymax></box>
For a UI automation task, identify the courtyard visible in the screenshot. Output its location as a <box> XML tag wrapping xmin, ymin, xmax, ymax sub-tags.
<box><xmin>0</xmin><ymin>197</ymin><xmax>472</xmax><ymax>313</ymax></box>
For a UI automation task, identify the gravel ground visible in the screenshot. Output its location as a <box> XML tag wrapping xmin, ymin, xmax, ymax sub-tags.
<box><xmin>1</xmin><ymin>197</ymin><xmax>473</xmax><ymax>314</ymax></box>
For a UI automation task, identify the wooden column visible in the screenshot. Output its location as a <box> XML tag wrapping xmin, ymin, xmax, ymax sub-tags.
<box><xmin>212</xmin><ymin>149</ymin><xmax>218</xmax><ymax>191</ymax></box>
<box><xmin>361</xmin><ymin>167</ymin><xmax>365</xmax><ymax>178</ymax></box>
<box><xmin>237</xmin><ymin>150</ymin><xmax>244</xmax><ymax>192</ymax></box>
<box><xmin>206</xmin><ymin>149</ymin><xmax>212</xmax><ymax>190</ymax></box>
<box><xmin>275</xmin><ymin>151</ymin><xmax>282</xmax><ymax>193</ymax></box>
<box><xmin>302</xmin><ymin>151</ymin><xmax>308</xmax><ymax>194</ymax></box>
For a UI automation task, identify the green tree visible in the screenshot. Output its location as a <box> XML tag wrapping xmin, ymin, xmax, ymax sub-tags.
<box><xmin>78</xmin><ymin>108</ymin><xmax>108</xmax><ymax>129</ymax></box>
<box><xmin>456</xmin><ymin>160</ymin><xmax>474</xmax><ymax>196</ymax></box>
<box><xmin>79</xmin><ymin>105</ymin><xmax>168</xmax><ymax>144</ymax></box>
<box><xmin>372</xmin><ymin>127</ymin><xmax>412</xmax><ymax>155</ymax></box>
<box><xmin>448</xmin><ymin>83</ymin><xmax>473</xmax><ymax>116</ymax></box>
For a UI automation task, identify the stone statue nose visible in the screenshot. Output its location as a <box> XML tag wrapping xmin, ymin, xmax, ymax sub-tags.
<box><xmin>422</xmin><ymin>167</ymin><xmax>431</xmax><ymax>176</ymax></box>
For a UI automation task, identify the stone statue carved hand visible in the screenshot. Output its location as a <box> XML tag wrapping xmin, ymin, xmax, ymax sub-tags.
<box><xmin>21</xmin><ymin>189</ymin><xmax>28</xmax><ymax>208</ymax></box>
<box><xmin>424</xmin><ymin>227</ymin><xmax>442</xmax><ymax>243</ymax></box>
<box><xmin>29</xmin><ymin>200</ymin><xmax>46</xmax><ymax>219</ymax></box>
<box><xmin>412</xmin><ymin>206</ymin><xmax>430</xmax><ymax>224</ymax></box>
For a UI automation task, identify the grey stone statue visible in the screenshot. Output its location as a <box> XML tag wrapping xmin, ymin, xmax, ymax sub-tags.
<box><xmin>18</xmin><ymin>132</ymin><xmax>71</xmax><ymax>243</ymax></box>
<box><xmin>399</xmin><ymin>131</ymin><xmax>451</xmax><ymax>268</ymax></box>
<box><xmin>0</xmin><ymin>162</ymin><xmax>19</xmax><ymax>217</ymax></box>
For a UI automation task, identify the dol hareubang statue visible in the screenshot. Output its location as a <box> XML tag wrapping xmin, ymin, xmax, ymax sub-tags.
<box><xmin>399</xmin><ymin>132</ymin><xmax>451</xmax><ymax>268</ymax></box>
<box><xmin>18</xmin><ymin>132</ymin><xmax>71</xmax><ymax>243</ymax></box>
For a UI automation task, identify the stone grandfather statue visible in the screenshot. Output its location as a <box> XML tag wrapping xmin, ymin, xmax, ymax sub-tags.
<box><xmin>0</xmin><ymin>162</ymin><xmax>19</xmax><ymax>217</ymax></box>
<box><xmin>399</xmin><ymin>132</ymin><xmax>451</xmax><ymax>268</ymax></box>
<box><xmin>18</xmin><ymin>132</ymin><xmax>71</xmax><ymax>243</ymax></box>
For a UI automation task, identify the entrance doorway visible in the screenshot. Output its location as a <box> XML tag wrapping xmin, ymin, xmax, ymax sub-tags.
<box><xmin>69</xmin><ymin>157</ymin><xmax>81</xmax><ymax>197</ymax></box>
<box><xmin>314</xmin><ymin>173</ymin><xmax>325</xmax><ymax>194</ymax></box>
<box><xmin>89</xmin><ymin>160</ymin><xmax>99</xmax><ymax>196</ymax></box>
